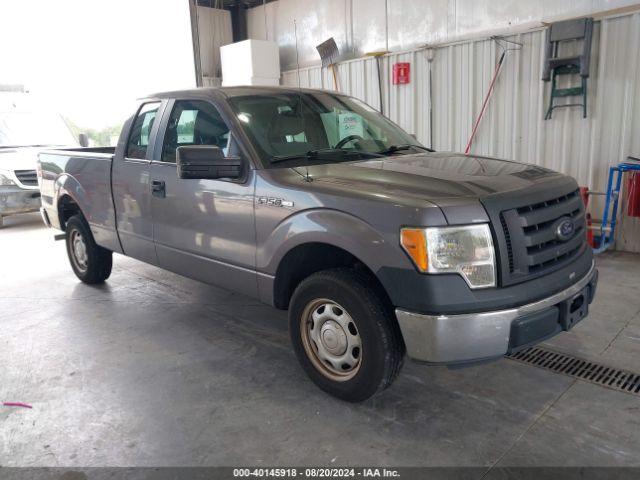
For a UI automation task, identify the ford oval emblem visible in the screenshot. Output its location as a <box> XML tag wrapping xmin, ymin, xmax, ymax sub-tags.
<box><xmin>555</xmin><ymin>217</ymin><xmax>575</xmax><ymax>241</ymax></box>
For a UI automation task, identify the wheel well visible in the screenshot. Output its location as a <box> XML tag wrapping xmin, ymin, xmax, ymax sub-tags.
<box><xmin>273</xmin><ymin>243</ymin><xmax>392</xmax><ymax>310</ymax></box>
<box><xmin>58</xmin><ymin>195</ymin><xmax>81</xmax><ymax>230</ymax></box>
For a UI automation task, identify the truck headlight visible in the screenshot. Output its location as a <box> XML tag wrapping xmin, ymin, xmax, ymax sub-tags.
<box><xmin>0</xmin><ymin>172</ymin><xmax>16</xmax><ymax>186</ymax></box>
<box><xmin>400</xmin><ymin>224</ymin><xmax>496</xmax><ymax>288</ymax></box>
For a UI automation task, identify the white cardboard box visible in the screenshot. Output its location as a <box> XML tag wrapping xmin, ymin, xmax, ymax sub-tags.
<box><xmin>220</xmin><ymin>39</ymin><xmax>280</xmax><ymax>86</ymax></box>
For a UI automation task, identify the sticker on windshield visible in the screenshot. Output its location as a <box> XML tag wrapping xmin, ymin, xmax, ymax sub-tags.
<box><xmin>338</xmin><ymin>112</ymin><xmax>364</xmax><ymax>140</ymax></box>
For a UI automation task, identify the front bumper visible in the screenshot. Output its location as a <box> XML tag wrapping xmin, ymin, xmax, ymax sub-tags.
<box><xmin>0</xmin><ymin>186</ymin><xmax>41</xmax><ymax>217</ymax></box>
<box><xmin>395</xmin><ymin>262</ymin><xmax>598</xmax><ymax>364</ymax></box>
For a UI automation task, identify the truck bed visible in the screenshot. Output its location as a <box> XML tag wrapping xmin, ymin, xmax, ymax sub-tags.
<box><xmin>38</xmin><ymin>147</ymin><xmax>121</xmax><ymax>253</ymax></box>
<box><xmin>45</xmin><ymin>146</ymin><xmax>117</xmax><ymax>155</ymax></box>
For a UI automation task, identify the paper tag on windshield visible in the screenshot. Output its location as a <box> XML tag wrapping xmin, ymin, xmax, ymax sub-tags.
<box><xmin>338</xmin><ymin>112</ymin><xmax>364</xmax><ymax>140</ymax></box>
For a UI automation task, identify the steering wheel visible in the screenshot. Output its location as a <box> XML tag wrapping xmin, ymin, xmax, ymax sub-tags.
<box><xmin>334</xmin><ymin>134</ymin><xmax>364</xmax><ymax>149</ymax></box>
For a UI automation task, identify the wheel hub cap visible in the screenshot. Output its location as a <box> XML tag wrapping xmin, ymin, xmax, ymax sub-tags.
<box><xmin>320</xmin><ymin>320</ymin><xmax>347</xmax><ymax>356</ymax></box>
<box><xmin>301</xmin><ymin>299</ymin><xmax>362</xmax><ymax>381</ymax></box>
<box><xmin>71</xmin><ymin>230</ymin><xmax>88</xmax><ymax>270</ymax></box>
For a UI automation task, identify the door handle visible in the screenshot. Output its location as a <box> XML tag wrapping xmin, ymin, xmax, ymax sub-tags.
<box><xmin>151</xmin><ymin>180</ymin><xmax>166</xmax><ymax>198</ymax></box>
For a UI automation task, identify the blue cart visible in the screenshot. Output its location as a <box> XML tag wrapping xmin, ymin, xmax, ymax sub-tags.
<box><xmin>593</xmin><ymin>156</ymin><xmax>640</xmax><ymax>253</ymax></box>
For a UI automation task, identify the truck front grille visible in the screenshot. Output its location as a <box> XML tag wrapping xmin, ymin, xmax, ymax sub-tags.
<box><xmin>494</xmin><ymin>188</ymin><xmax>586</xmax><ymax>286</ymax></box>
<box><xmin>14</xmin><ymin>170</ymin><xmax>38</xmax><ymax>186</ymax></box>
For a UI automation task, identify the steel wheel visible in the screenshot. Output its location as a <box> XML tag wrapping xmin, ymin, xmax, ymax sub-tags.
<box><xmin>64</xmin><ymin>215</ymin><xmax>112</xmax><ymax>284</ymax></box>
<box><xmin>300</xmin><ymin>298</ymin><xmax>362</xmax><ymax>381</ymax></box>
<box><xmin>70</xmin><ymin>229</ymin><xmax>88</xmax><ymax>272</ymax></box>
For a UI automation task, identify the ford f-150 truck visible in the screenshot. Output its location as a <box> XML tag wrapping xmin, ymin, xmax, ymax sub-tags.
<box><xmin>38</xmin><ymin>87</ymin><xmax>598</xmax><ymax>402</ymax></box>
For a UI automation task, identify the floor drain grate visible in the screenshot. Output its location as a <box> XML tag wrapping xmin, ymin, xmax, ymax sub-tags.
<box><xmin>506</xmin><ymin>346</ymin><xmax>640</xmax><ymax>396</ymax></box>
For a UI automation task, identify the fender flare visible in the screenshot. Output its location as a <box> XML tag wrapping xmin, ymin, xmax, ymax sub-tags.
<box><xmin>259</xmin><ymin>208</ymin><xmax>408</xmax><ymax>276</ymax></box>
<box><xmin>54</xmin><ymin>173</ymin><xmax>88</xmax><ymax>227</ymax></box>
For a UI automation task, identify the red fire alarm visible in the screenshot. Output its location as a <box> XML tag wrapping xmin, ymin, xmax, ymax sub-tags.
<box><xmin>392</xmin><ymin>62</ymin><xmax>410</xmax><ymax>85</ymax></box>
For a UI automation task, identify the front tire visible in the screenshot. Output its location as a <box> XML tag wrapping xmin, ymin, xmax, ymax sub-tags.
<box><xmin>65</xmin><ymin>215</ymin><xmax>112</xmax><ymax>284</ymax></box>
<box><xmin>289</xmin><ymin>268</ymin><xmax>405</xmax><ymax>402</ymax></box>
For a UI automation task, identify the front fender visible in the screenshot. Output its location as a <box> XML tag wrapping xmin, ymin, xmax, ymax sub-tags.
<box><xmin>258</xmin><ymin>208</ymin><xmax>411</xmax><ymax>276</ymax></box>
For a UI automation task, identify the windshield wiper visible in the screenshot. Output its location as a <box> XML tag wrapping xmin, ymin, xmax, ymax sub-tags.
<box><xmin>271</xmin><ymin>148</ymin><xmax>384</xmax><ymax>164</ymax></box>
<box><xmin>377</xmin><ymin>144</ymin><xmax>436</xmax><ymax>155</ymax></box>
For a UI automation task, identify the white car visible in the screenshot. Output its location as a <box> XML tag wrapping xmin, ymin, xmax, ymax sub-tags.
<box><xmin>0</xmin><ymin>87</ymin><xmax>81</xmax><ymax>226</ymax></box>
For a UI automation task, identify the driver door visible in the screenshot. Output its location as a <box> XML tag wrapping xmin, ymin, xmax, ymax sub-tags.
<box><xmin>149</xmin><ymin>99</ymin><xmax>258</xmax><ymax>297</ymax></box>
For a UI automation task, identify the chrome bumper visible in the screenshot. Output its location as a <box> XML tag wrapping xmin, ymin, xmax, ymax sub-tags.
<box><xmin>395</xmin><ymin>263</ymin><xmax>598</xmax><ymax>364</ymax></box>
<box><xmin>0</xmin><ymin>186</ymin><xmax>41</xmax><ymax>216</ymax></box>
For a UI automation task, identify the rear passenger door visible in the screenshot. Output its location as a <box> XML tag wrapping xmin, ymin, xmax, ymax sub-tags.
<box><xmin>149</xmin><ymin>99</ymin><xmax>258</xmax><ymax>297</ymax></box>
<box><xmin>112</xmin><ymin>101</ymin><xmax>164</xmax><ymax>265</ymax></box>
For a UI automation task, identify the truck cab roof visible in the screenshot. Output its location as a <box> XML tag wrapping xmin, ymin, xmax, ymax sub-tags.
<box><xmin>144</xmin><ymin>86</ymin><xmax>347</xmax><ymax>102</ymax></box>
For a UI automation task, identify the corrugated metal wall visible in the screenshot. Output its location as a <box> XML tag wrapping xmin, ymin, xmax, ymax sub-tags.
<box><xmin>249</xmin><ymin>0</ymin><xmax>640</xmax><ymax>70</ymax></box>
<box><xmin>195</xmin><ymin>6</ymin><xmax>233</xmax><ymax>86</ymax></box>
<box><xmin>281</xmin><ymin>12</ymin><xmax>640</xmax><ymax>252</ymax></box>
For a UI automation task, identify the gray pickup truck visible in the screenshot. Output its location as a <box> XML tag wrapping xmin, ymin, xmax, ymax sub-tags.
<box><xmin>39</xmin><ymin>86</ymin><xmax>598</xmax><ymax>402</ymax></box>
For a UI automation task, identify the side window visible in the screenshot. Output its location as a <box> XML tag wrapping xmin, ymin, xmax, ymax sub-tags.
<box><xmin>161</xmin><ymin>100</ymin><xmax>231</xmax><ymax>162</ymax></box>
<box><xmin>126</xmin><ymin>102</ymin><xmax>160</xmax><ymax>159</ymax></box>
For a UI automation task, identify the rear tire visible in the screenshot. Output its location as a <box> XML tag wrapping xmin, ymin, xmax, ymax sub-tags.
<box><xmin>65</xmin><ymin>215</ymin><xmax>112</xmax><ymax>284</ymax></box>
<box><xmin>289</xmin><ymin>268</ymin><xmax>405</xmax><ymax>402</ymax></box>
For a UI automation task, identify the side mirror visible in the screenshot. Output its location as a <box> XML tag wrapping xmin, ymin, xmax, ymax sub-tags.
<box><xmin>78</xmin><ymin>133</ymin><xmax>89</xmax><ymax>147</ymax></box>
<box><xmin>176</xmin><ymin>145</ymin><xmax>244</xmax><ymax>180</ymax></box>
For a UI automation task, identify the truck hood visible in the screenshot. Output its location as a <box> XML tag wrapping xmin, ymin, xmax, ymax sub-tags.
<box><xmin>0</xmin><ymin>146</ymin><xmax>62</xmax><ymax>171</ymax></box>
<box><xmin>303</xmin><ymin>152</ymin><xmax>567</xmax><ymax>205</ymax></box>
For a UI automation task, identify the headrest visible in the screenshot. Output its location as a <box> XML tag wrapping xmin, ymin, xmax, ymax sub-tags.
<box><xmin>269</xmin><ymin>112</ymin><xmax>304</xmax><ymax>139</ymax></box>
<box><xmin>195</xmin><ymin>111</ymin><xmax>226</xmax><ymax>145</ymax></box>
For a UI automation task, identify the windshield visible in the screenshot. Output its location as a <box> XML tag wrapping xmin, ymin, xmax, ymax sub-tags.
<box><xmin>0</xmin><ymin>110</ymin><xmax>78</xmax><ymax>148</ymax></box>
<box><xmin>228</xmin><ymin>91</ymin><xmax>423</xmax><ymax>167</ymax></box>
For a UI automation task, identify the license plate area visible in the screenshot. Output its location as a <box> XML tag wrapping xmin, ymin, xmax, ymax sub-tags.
<box><xmin>559</xmin><ymin>286</ymin><xmax>589</xmax><ymax>330</ymax></box>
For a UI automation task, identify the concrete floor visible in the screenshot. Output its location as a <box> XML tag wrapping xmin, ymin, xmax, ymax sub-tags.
<box><xmin>1</xmin><ymin>213</ymin><xmax>640</xmax><ymax>469</ymax></box>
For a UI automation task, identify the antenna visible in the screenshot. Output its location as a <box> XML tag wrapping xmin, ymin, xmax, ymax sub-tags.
<box><xmin>291</xmin><ymin>167</ymin><xmax>311</xmax><ymax>182</ymax></box>
<box><xmin>293</xmin><ymin>19</ymin><xmax>311</xmax><ymax>182</ymax></box>
<box><xmin>263</xmin><ymin>0</ymin><xmax>268</xmax><ymax>40</ymax></box>
<box><xmin>294</xmin><ymin>19</ymin><xmax>301</xmax><ymax>89</ymax></box>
